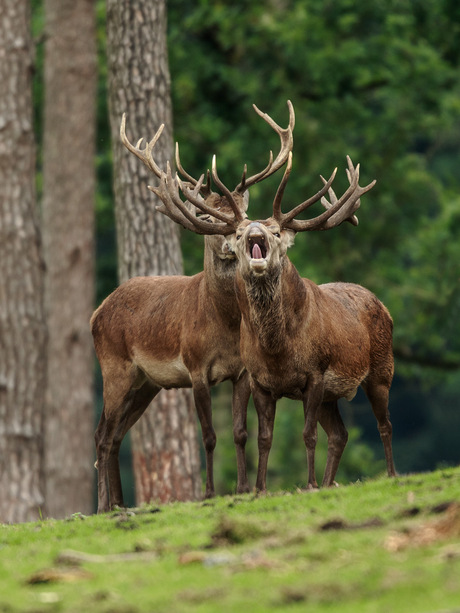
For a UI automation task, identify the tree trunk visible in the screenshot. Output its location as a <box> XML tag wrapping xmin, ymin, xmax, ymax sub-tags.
<box><xmin>0</xmin><ymin>0</ymin><xmax>47</xmax><ymax>523</ymax></box>
<box><xmin>41</xmin><ymin>0</ymin><xmax>97</xmax><ymax>517</ymax></box>
<box><xmin>106</xmin><ymin>0</ymin><xmax>202</xmax><ymax>503</ymax></box>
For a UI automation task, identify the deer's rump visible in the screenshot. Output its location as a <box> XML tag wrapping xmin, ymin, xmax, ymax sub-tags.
<box><xmin>318</xmin><ymin>281</ymin><xmax>393</xmax><ymax>400</ymax></box>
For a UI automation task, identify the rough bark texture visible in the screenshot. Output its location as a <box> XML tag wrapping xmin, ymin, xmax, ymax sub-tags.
<box><xmin>106</xmin><ymin>0</ymin><xmax>202</xmax><ymax>503</ymax></box>
<box><xmin>42</xmin><ymin>0</ymin><xmax>97</xmax><ymax>518</ymax></box>
<box><xmin>0</xmin><ymin>0</ymin><xmax>47</xmax><ymax>523</ymax></box>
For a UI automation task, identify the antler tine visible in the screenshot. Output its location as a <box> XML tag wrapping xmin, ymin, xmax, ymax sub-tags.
<box><xmin>120</xmin><ymin>113</ymin><xmax>164</xmax><ymax>178</ymax></box>
<box><xmin>212</xmin><ymin>155</ymin><xmax>245</xmax><ymax>222</ymax></box>
<box><xmin>235</xmin><ymin>100</ymin><xmax>295</xmax><ymax>193</ymax></box>
<box><xmin>321</xmin><ymin>183</ymin><xmax>359</xmax><ymax>227</ymax></box>
<box><xmin>238</xmin><ymin>152</ymin><xmax>274</xmax><ymax>192</ymax></box>
<box><xmin>151</xmin><ymin>166</ymin><xmax>237</xmax><ymax>236</ymax></box>
<box><xmin>151</xmin><ymin>184</ymin><xmax>196</xmax><ymax>231</ymax></box>
<box><xmin>175</xmin><ymin>142</ymin><xmax>212</xmax><ymax>197</ymax></box>
<box><xmin>325</xmin><ymin>155</ymin><xmax>375</xmax><ymax>227</ymax></box>
<box><xmin>177</xmin><ymin>175</ymin><xmax>239</xmax><ymax>225</ymax></box>
<box><xmin>320</xmin><ymin>158</ymin><xmax>360</xmax><ymax>226</ymax></box>
<box><xmin>280</xmin><ymin>167</ymin><xmax>338</xmax><ymax>225</ymax></box>
<box><xmin>273</xmin><ymin>151</ymin><xmax>293</xmax><ymax>223</ymax></box>
<box><xmin>281</xmin><ymin>156</ymin><xmax>376</xmax><ymax>232</ymax></box>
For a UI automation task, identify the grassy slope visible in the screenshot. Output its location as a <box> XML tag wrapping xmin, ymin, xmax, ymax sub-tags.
<box><xmin>1</xmin><ymin>468</ymin><xmax>460</xmax><ymax>613</ymax></box>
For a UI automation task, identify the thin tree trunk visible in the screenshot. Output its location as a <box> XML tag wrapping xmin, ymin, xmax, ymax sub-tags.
<box><xmin>42</xmin><ymin>0</ymin><xmax>97</xmax><ymax>517</ymax></box>
<box><xmin>106</xmin><ymin>0</ymin><xmax>202</xmax><ymax>503</ymax></box>
<box><xmin>0</xmin><ymin>0</ymin><xmax>47</xmax><ymax>523</ymax></box>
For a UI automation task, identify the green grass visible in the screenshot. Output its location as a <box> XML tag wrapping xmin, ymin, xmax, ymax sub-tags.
<box><xmin>1</xmin><ymin>468</ymin><xmax>460</xmax><ymax>612</ymax></box>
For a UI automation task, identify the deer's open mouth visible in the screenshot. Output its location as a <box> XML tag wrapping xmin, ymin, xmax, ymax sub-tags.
<box><xmin>248</xmin><ymin>236</ymin><xmax>267</xmax><ymax>260</ymax></box>
<box><xmin>246</xmin><ymin>234</ymin><xmax>268</xmax><ymax>274</ymax></box>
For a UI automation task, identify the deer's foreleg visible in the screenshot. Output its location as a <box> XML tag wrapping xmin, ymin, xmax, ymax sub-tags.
<box><xmin>232</xmin><ymin>372</ymin><xmax>251</xmax><ymax>494</ymax></box>
<box><xmin>251</xmin><ymin>380</ymin><xmax>277</xmax><ymax>493</ymax></box>
<box><xmin>193</xmin><ymin>379</ymin><xmax>216</xmax><ymax>498</ymax></box>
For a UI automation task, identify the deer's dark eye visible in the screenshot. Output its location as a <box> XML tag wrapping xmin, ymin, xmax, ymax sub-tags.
<box><xmin>236</xmin><ymin>235</ymin><xmax>242</xmax><ymax>241</ymax></box>
<box><xmin>274</xmin><ymin>232</ymin><xmax>280</xmax><ymax>238</ymax></box>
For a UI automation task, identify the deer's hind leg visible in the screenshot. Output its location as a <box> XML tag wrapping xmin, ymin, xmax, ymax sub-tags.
<box><xmin>95</xmin><ymin>362</ymin><xmax>157</xmax><ymax>513</ymax></box>
<box><xmin>232</xmin><ymin>372</ymin><xmax>251</xmax><ymax>494</ymax></box>
<box><xmin>302</xmin><ymin>374</ymin><xmax>325</xmax><ymax>490</ymax></box>
<box><xmin>107</xmin><ymin>379</ymin><xmax>161</xmax><ymax>508</ymax></box>
<box><xmin>251</xmin><ymin>380</ymin><xmax>277</xmax><ymax>493</ymax></box>
<box><xmin>362</xmin><ymin>378</ymin><xmax>396</xmax><ymax>477</ymax></box>
<box><xmin>318</xmin><ymin>400</ymin><xmax>349</xmax><ymax>487</ymax></box>
<box><xmin>192</xmin><ymin>378</ymin><xmax>217</xmax><ymax>499</ymax></box>
<box><xmin>95</xmin><ymin>409</ymin><xmax>114</xmax><ymax>513</ymax></box>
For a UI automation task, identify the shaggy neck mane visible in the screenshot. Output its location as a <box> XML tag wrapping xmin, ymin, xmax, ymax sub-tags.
<box><xmin>203</xmin><ymin>239</ymin><xmax>240</xmax><ymax>324</ymax></box>
<box><xmin>244</xmin><ymin>262</ymin><xmax>287</xmax><ymax>353</ymax></box>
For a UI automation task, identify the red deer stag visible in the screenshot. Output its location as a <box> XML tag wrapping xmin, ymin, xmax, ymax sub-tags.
<box><xmin>154</xmin><ymin>149</ymin><xmax>396</xmax><ymax>491</ymax></box>
<box><xmin>92</xmin><ymin>102</ymin><xmax>295</xmax><ymax>512</ymax></box>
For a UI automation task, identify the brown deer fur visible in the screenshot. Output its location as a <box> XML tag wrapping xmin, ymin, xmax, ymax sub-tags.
<box><xmin>230</xmin><ymin>218</ymin><xmax>396</xmax><ymax>490</ymax></box>
<box><xmin>92</xmin><ymin>197</ymin><xmax>251</xmax><ymax>512</ymax></box>
<box><xmin>92</xmin><ymin>102</ymin><xmax>295</xmax><ymax>512</ymax></box>
<box><xmin>151</xmin><ymin>121</ymin><xmax>396</xmax><ymax>492</ymax></box>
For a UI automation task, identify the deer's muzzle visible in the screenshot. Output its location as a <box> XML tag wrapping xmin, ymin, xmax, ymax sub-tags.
<box><xmin>247</xmin><ymin>224</ymin><xmax>268</xmax><ymax>273</ymax></box>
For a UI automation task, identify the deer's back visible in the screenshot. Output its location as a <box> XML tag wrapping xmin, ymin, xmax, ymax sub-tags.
<box><xmin>91</xmin><ymin>275</ymin><xmax>198</xmax><ymax>353</ymax></box>
<box><xmin>319</xmin><ymin>282</ymin><xmax>393</xmax><ymax>351</ymax></box>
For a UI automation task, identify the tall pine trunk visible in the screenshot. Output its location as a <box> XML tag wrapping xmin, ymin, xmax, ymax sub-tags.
<box><xmin>0</xmin><ymin>0</ymin><xmax>47</xmax><ymax>523</ymax></box>
<box><xmin>106</xmin><ymin>0</ymin><xmax>201</xmax><ymax>503</ymax></box>
<box><xmin>42</xmin><ymin>0</ymin><xmax>97</xmax><ymax>517</ymax></box>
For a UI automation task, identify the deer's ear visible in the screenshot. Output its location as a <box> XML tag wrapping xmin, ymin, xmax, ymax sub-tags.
<box><xmin>281</xmin><ymin>229</ymin><xmax>295</xmax><ymax>252</ymax></box>
<box><xmin>226</xmin><ymin>232</ymin><xmax>238</xmax><ymax>250</ymax></box>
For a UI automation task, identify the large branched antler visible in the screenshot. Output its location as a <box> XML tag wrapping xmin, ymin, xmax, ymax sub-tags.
<box><xmin>319</xmin><ymin>158</ymin><xmax>361</xmax><ymax>227</ymax></box>
<box><xmin>273</xmin><ymin>154</ymin><xmax>375</xmax><ymax>232</ymax></box>
<box><xmin>121</xmin><ymin>101</ymin><xmax>296</xmax><ymax>236</ymax></box>
<box><xmin>235</xmin><ymin>100</ymin><xmax>295</xmax><ymax>192</ymax></box>
<box><xmin>209</xmin><ymin>100</ymin><xmax>295</xmax><ymax>218</ymax></box>
<box><xmin>150</xmin><ymin>165</ymin><xmax>240</xmax><ymax>236</ymax></box>
<box><xmin>120</xmin><ymin>113</ymin><xmax>246</xmax><ymax>232</ymax></box>
<box><xmin>120</xmin><ymin>114</ymin><xmax>227</xmax><ymax>227</ymax></box>
<box><xmin>173</xmin><ymin>100</ymin><xmax>295</xmax><ymax>200</ymax></box>
<box><xmin>175</xmin><ymin>100</ymin><xmax>295</xmax><ymax>219</ymax></box>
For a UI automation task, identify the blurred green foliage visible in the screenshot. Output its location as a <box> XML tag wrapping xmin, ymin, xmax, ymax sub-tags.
<box><xmin>32</xmin><ymin>0</ymin><xmax>460</xmax><ymax>497</ymax></box>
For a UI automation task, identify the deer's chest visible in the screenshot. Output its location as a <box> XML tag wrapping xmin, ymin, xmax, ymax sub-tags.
<box><xmin>242</xmin><ymin>333</ymin><xmax>367</xmax><ymax>402</ymax></box>
<box><xmin>243</xmin><ymin>341</ymin><xmax>311</xmax><ymax>399</ymax></box>
<box><xmin>182</xmin><ymin>320</ymin><xmax>244</xmax><ymax>385</ymax></box>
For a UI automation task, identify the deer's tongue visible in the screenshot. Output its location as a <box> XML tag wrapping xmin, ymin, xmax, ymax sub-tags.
<box><xmin>251</xmin><ymin>243</ymin><xmax>263</xmax><ymax>259</ymax></box>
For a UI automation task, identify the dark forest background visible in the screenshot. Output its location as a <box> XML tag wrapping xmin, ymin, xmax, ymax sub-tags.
<box><xmin>33</xmin><ymin>0</ymin><xmax>460</xmax><ymax>502</ymax></box>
